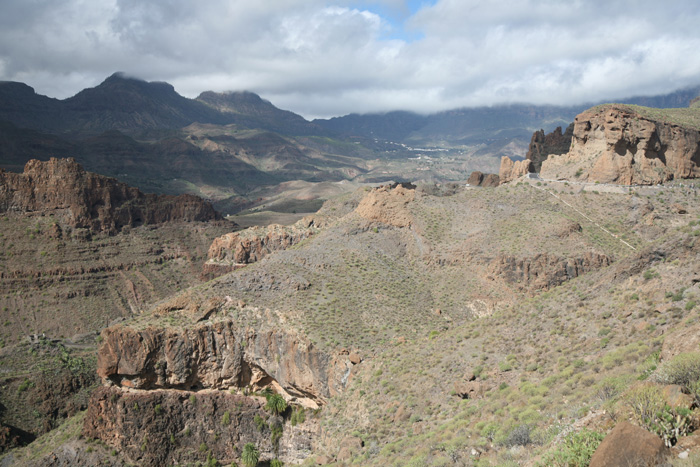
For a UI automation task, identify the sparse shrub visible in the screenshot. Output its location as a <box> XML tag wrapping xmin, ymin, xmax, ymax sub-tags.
<box><xmin>653</xmin><ymin>352</ymin><xmax>700</xmax><ymax>403</ymax></box>
<box><xmin>17</xmin><ymin>379</ymin><xmax>34</xmax><ymax>394</ymax></box>
<box><xmin>686</xmin><ymin>301</ymin><xmax>696</xmax><ymax>311</ymax></box>
<box><xmin>254</xmin><ymin>414</ymin><xmax>267</xmax><ymax>432</ymax></box>
<box><xmin>199</xmin><ymin>442</ymin><xmax>208</xmax><ymax>452</ymax></box>
<box><xmin>154</xmin><ymin>404</ymin><xmax>162</xmax><ymax>415</ymax></box>
<box><xmin>265</xmin><ymin>394</ymin><xmax>287</xmax><ymax>416</ymax></box>
<box><xmin>241</xmin><ymin>443</ymin><xmax>259</xmax><ymax>467</ymax></box>
<box><xmin>505</xmin><ymin>425</ymin><xmax>532</xmax><ymax>447</ymax></box>
<box><xmin>222</xmin><ymin>410</ymin><xmax>231</xmax><ymax>426</ymax></box>
<box><xmin>189</xmin><ymin>394</ymin><xmax>196</xmax><ymax>404</ymax></box>
<box><xmin>627</xmin><ymin>383</ymin><xmax>665</xmax><ymax>428</ymax></box>
<box><xmin>270</xmin><ymin>459</ymin><xmax>284</xmax><ymax>467</ymax></box>
<box><xmin>536</xmin><ymin>428</ymin><xmax>605</xmax><ymax>467</ymax></box>
<box><xmin>290</xmin><ymin>406</ymin><xmax>305</xmax><ymax>426</ymax></box>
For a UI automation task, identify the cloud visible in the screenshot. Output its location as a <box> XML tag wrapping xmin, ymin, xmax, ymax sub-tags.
<box><xmin>0</xmin><ymin>0</ymin><xmax>699</xmax><ymax>118</ymax></box>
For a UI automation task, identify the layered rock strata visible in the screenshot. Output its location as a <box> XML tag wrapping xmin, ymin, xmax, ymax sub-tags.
<box><xmin>0</xmin><ymin>158</ymin><xmax>220</xmax><ymax>233</ymax></box>
<box><xmin>97</xmin><ymin>320</ymin><xmax>353</xmax><ymax>407</ymax></box>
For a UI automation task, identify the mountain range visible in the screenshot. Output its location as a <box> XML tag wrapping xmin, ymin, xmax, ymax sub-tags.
<box><xmin>1</xmin><ymin>72</ymin><xmax>699</xmax><ymax>214</ymax></box>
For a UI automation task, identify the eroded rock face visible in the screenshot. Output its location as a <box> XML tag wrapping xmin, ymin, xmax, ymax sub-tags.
<box><xmin>83</xmin><ymin>386</ymin><xmax>316</xmax><ymax>466</ymax></box>
<box><xmin>526</xmin><ymin>123</ymin><xmax>574</xmax><ymax>172</ymax></box>
<box><xmin>97</xmin><ymin>320</ymin><xmax>352</xmax><ymax>407</ymax></box>
<box><xmin>203</xmin><ymin>219</ymin><xmax>316</xmax><ymax>278</ymax></box>
<box><xmin>0</xmin><ymin>158</ymin><xmax>220</xmax><ymax>234</ymax></box>
<box><xmin>355</xmin><ymin>183</ymin><xmax>415</xmax><ymax>227</ymax></box>
<box><xmin>540</xmin><ymin>106</ymin><xmax>700</xmax><ymax>184</ymax></box>
<box><xmin>487</xmin><ymin>252</ymin><xmax>612</xmax><ymax>292</ymax></box>
<box><xmin>499</xmin><ymin>156</ymin><xmax>532</xmax><ymax>184</ymax></box>
<box><xmin>467</xmin><ymin>171</ymin><xmax>500</xmax><ymax>187</ymax></box>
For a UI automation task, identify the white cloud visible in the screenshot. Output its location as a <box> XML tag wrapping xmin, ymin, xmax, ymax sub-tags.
<box><xmin>0</xmin><ymin>0</ymin><xmax>699</xmax><ymax>118</ymax></box>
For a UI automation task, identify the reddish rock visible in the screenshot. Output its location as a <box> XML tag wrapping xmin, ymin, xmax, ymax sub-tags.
<box><xmin>525</xmin><ymin>123</ymin><xmax>574</xmax><ymax>172</ymax></box>
<box><xmin>662</xmin><ymin>384</ymin><xmax>694</xmax><ymax>410</ymax></box>
<box><xmin>589</xmin><ymin>421</ymin><xmax>668</xmax><ymax>467</ymax></box>
<box><xmin>499</xmin><ymin>156</ymin><xmax>532</xmax><ymax>184</ymax></box>
<box><xmin>355</xmin><ymin>183</ymin><xmax>415</xmax><ymax>227</ymax></box>
<box><xmin>97</xmin><ymin>319</ymin><xmax>353</xmax><ymax>406</ymax></box>
<box><xmin>348</xmin><ymin>352</ymin><xmax>362</xmax><ymax>365</ymax></box>
<box><xmin>540</xmin><ymin>105</ymin><xmax>700</xmax><ymax>185</ymax></box>
<box><xmin>0</xmin><ymin>158</ymin><xmax>220</xmax><ymax>234</ymax></box>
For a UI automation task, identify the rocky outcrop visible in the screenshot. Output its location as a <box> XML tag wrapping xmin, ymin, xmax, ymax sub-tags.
<box><xmin>203</xmin><ymin>219</ymin><xmax>316</xmax><ymax>278</ymax></box>
<box><xmin>498</xmin><ymin>157</ymin><xmax>532</xmax><ymax>184</ymax></box>
<box><xmin>487</xmin><ymin>252</ymin><xmax>612</xmax><ymax>292</ymax></box>
<box><xmin>355</xmin><ymin>183</ymin><xmax>415</xmax><ymax>227</ymax></box>
<box><xmin>97</xmin><ymin>319</ymin><xmax>353</xmax><ymax>407</ymax></box>
<box><xmin>525</xmin><ymin>123</ymin><xmax>574</xmax><ymax>172</ymax></box>
<box><xmin>467</xmin><ymin>171</ymin><xmax>500</xmax><ymax>187</ymax></box>
<box><xmin>540</xmin><ymin>105</ymin><xmax>700</xmax><ymax>185</ymax></box>
<box><xmin>589</xmin><ymin>421</ymin><xmax>668</xmax><ymax>467</ymax></box>
<box><xmin>83</xmin><ymin>386</ymin><xmax>317</xmax><ymax>466</ymax></box>
<box><xmin>0</xmin><ymin>158</ymin><xmax>221</xmax><ymax>234</ymax></box>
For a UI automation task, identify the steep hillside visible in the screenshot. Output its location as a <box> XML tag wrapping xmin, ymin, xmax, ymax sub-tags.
<box><xmin>0</xmin><ymin>159</ymin><xmax>234</xmax><ymax>449</ymax></box>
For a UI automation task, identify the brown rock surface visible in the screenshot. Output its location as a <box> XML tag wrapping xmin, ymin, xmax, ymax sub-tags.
<box><xmin>487</xmin><ymin>252</ymin><xmax>612</xmax><ymax>292</ymax></box>
<box><xmin>589</xmin><ymin>421</ymin><xmax>668</xmax><ymax>467</ymax></box>
<box><xmin>82</xmin><ymin>386</ymin><xmax>316</xmax><ymax>466</ymax></box>
<box><xmin>540</xmin><ymin>105</ymin><xmax>700</xmax><ymax>184</ymax></box>
<box><xmin>355</xmin><ymin>183</ymin><xmax>415</xmax><ymax>227</ymax></box>
<box><xmin>0</xmin><ymin>158</ymin><xmax>220</xmax><ymax>234</ymax></box>
<box><xmin>97</xmin><ymin>320</ymin><xmax>353</xmax><ymax>407</ymax></box>
<box><xmin>467</xmin><ymin>171</ymin><xmax>500</xmax><ymax>187</ymax></box>
<box><xmin>204</xmin><ymin>220</ymin><xmax>316</xmax><ymax>276</ymax></box>
<box><xmin>525</xmin><ymin>123</ymin><xmax>574</xmax><ymax>172</ymax></box>
<box><xmin>499</xmin><ymin>156</ymin><xmax>532</xmax><ymax>184</ymax></box>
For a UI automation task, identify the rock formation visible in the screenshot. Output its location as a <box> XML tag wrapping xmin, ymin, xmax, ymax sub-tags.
<box><xmin>498</xmin><ymin>156</ymin><xmax>532</xmax><ymax>184</ymax></box>
<box><xmin>589</xmin><ymin>421</ymin><xmax>668</xmax><ymax>467</ymax></box>
<box><xmin>203</xmin><ymin>219</ymin><xmax>317</xmax><ymax>278</ymax></box>
<box><xmin>0</xmin><ymin>158</ymin><xmax>221</xmax><ymax>234</ymax></box>
<box><xmin>355</xmin><ymin>183</ymin><xmax>415</xmax><ymax>227</ymax></box>
<box><xmin>97</xmin><ymin>319</ymin><xmax>352</xmax><ymax>407</ymax></box>
<box><xmin>540</xmin><ymin>105</ymin><xmax>700</xmax><ymax>184</ymax></box>
<box><xmin>83</xmin><ymin>386</ymin><xmax>317</xmax><ymax>466</ymax></box>
<box><xmin>487</xmin><ymin>252</ymin><xmax>612</xmax><ymax>293</ymax></box>
<box><xmin>467</xmin><ymin>171</ymin><xmax>500</xmax><ymax>187</ymax></box>
<box><xmin>525</xmin><ymin>123</ymin><xmax>574</xmax><ymax>172</ymax></box>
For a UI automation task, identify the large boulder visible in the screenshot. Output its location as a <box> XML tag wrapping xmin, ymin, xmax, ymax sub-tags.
<box><xmin>589</xmin><ymin>421</ymin><xmax>668</xmax><ymax>467</ymax></box>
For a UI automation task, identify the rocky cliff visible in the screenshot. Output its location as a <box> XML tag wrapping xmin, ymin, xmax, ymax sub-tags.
<box><xmin>203</xmin><ymin>219</ymin><xmax>317</xmax><ymax>278</ymax></box>
<box><xmin>487</xmin><ymin>252</ymin><xmax>613</xmax><ymax>293</ymax></box>
<box><xmin>525</xmin><ymin>123</ymin><xmax>574</xmax><ymax>172</ymax></box>
<box><xmin>0</xmin><ymin>158</ymin><xmax>221</xmax><ymax>233</ymax></box>
<box><xmin>97</xmin><ymin>318</ymin><xmax>352</xmax><ymax>407</ymax></box>
<box><xmin>540</xmin><ymin>105</ymin><xmax>700</xmax><ymax>184</ymax></box>
<box><xmin>498</xmin><ymin>156</ymin><xmax>532</xmax><ymax>184</ymax></box>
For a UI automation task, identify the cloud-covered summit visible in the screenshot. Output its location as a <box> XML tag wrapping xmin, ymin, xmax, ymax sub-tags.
<box><xmin>1</xmin><ymin>0</ymin><xmax>699</xmax><ymax>119</ymax></box>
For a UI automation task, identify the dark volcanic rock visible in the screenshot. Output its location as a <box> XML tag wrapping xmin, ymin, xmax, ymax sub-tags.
<box><xmin>525</xmin><ymin>123</ymin><xmax>574</xmax><ymax>172</ymax></box>
<box><xmin>0</xmin><ymin>158</ymin><xmax>221</xmax><ymax>234</ymax></box>
<box><xmin>467</xmin><ymin>171</ymin><xmax>500</xmax><ymax>187</ymax></box>
<box><xmin>83</xmin><ymin>386</ymin><xmax>313</xmax><ymax>466</ymax></box>
<box><xmin>487</xmin><ymin>252</ymin><xmax>613</xmax><ymax>292</ymax></box>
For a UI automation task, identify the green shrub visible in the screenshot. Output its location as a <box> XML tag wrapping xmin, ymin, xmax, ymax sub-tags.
<box><xmin>536</xmin><ymin>428</ymin><xmax>605</xmax><ymax>467</ymax></box>
<box><xmin>222</xmin><ymin>410</ymin><xmax>231</xmax><ymax>426</ymax></box>
<box><xmin>254</xmin><ymin>414</ymin><xmax>267</xmax><ymax>432</ymax></box>
<box><xmin>653</xmin><ymin>352</ymin><xmax>700</xmax><ymax>403</ymax></box>
<box><xmin>241</xmin><ymin>443</ymin><xmax>259</xmax><ymax>467</ymax></box>
<box><xmin>154</xmin><ymin>404</ymin><xmax>162</xmax><ymax>415</ymax></box>
<box><xmin>626</xmin><ymin>384</ymin><xmax>665</xmax><ymax>428</ymax></box>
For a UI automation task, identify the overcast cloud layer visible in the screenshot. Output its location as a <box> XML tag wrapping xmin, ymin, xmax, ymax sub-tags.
<box><xmin>1</xmin><ymin>0</ymin><xmax>699</xmax><ymax>118</ymax></box>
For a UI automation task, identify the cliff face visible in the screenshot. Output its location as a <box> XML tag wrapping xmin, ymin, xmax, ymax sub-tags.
<box><xmin>540</xmin><ymin>105</ymin><xmax>700</xmax><ymax>184</ymax></box>
<box><xmin>97</xmin><ymin>319</ymin><xmax>353</xmax><ymax>407</ymax></box>
<box><xmin>83</xmin><ymin>386</ymin><xmax>318</xmax><ymax>466</ymax></box>
<box><xmin>525</xmin><ymin>123</ymin><xmax>574</xmax><ymax>172</ymax></box>
<box><xmin>203</xmin><ymin>220</ymin><xmax>316</xmax><ymax>278</ymax></box>
<box><xmin>0</xmin><ymin>158</ymin><xmax>221</xmax><ymax>234</ymax></box>
<box><xmin>499</xmin><ymin>156</ymin><xmax>532</xmax><ymax>184</ymax></box>
<box><xmin>487</xmin><ymin>252</ymin><xmax>613</xmax><ymax>293</ymax></box>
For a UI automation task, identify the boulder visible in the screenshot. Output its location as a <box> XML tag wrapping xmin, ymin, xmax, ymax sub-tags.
<box><xmin>589</xmin><ymin>421</ymin><xmax>668</xmax><ymax>467</ymax></box>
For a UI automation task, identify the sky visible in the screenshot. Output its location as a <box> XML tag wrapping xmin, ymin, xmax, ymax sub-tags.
<box><xmin>1</xmin><ymin>0</ymin><xmax>699</xmax><ymax>119</ymax></box>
